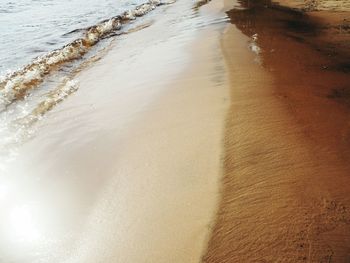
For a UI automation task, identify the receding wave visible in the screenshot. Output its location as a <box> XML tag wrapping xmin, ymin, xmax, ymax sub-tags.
<box><xmin>18</xmin><ymin>79</ymin><xmax>79</xmax><ymax>127</ymax></box>
<box><xmin>0</xmin><ymin>0</ymin><xmax>172</xmax><ymax>112</ymax></box>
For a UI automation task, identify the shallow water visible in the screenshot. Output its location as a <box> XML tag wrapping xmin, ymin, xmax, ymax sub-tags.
<box><xmin>0</xmin><ymin>0</ymin><xmax>146</xmax><ymax>74</ymax></box>
<box><xmin>0</xmin><ymin>0</ymin><xmax>167</xmax><ymax>162</ymax></box>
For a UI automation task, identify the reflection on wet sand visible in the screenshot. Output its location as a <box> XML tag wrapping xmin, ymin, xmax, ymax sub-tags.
<box><xmin>229</xmin><ymin>0</ymin><xmax>350</xmax><ymax>152</ymax></box>
<box><xmin>0</xmin><ymin>1</ymin><xmax>230</xmax><ymax>262</ymax></box>
<box><xmin>1</xmin><ymin>0</ymin><xmax>350</xmax><ymax>262</ymax></box>
<box><xmin>204</xmin><ymin>0</ymin><xmax>350</xmax><ymax>262</ymax></box>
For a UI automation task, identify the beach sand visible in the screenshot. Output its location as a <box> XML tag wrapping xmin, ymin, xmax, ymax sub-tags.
<box><xmin>1</xmin><ymin>0</ymin><xmax>350</xmax><ymax>262</ymax></box>
<box><xmin>0</xmin><ymin>1</ymin><xmax>230</xmax><ymax>262</ymax></box>
<box><xmin>204</xmin><ymin>0</ymin><xmax>350</xmax><ymax>262</ymax></box>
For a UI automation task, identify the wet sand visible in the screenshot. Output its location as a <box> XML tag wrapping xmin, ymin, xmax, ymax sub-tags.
<box><xmin>1</xmin><ymin>0</ymin><xmax>350</xmax><ymax>262</ymax></box>
<box><xmin>0</xmin><ymin>1</ymin><xmax>230</xmax><ymax>262</ymax></box>
<box><xmin>204</xmin><ymin>0</ymin><xmax>350</xmax><ymax>262</ymax></box>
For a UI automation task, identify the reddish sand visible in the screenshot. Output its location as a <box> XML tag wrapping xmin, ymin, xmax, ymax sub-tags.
<box><xmin>203</xmin><ymin>0</ymin><xmax>350</xmax><ymax>262</ymax></box>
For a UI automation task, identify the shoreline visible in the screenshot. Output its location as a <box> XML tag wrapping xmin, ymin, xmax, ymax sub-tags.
<box><xmin>204</xmin><ymin>0</ymin><xmax>350</xmax><ymax>261</ymax></box>
<box><xmin>1</xmin><ymin>0</ymin><xmax>350</xmax><ymax>262</ymax></box>
<box><xmin>0</xmin><ymin>1</ymin><xmax>230</xmax><ymax>262</ymax></box>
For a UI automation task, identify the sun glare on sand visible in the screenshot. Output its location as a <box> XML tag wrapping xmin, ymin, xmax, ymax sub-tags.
<box><xmin>9</xmin><ymin>205</ymin><xmax>42</xmax><ymax>243</ymax></box>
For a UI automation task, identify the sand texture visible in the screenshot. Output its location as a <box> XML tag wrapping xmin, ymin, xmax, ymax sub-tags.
<box><xmin>203</xmin><ymin>0</ymin><xmax>350</xmax><ymax>262</ymax></box>
<box><xmin>1</xmin><ymin>0</ymin><xmax>350</xmax><ymax>262</ymax></box>
<box><xmin>0</xmin><ymin>1</ymin><xmax>230</xmax><ymax>262</ymax></box>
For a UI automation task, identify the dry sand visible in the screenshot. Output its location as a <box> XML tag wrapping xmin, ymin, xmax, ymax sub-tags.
<box><xmin>203</xmin><ymin>0</ymin><xmax>350</xmax><ymax>262</ymax></box>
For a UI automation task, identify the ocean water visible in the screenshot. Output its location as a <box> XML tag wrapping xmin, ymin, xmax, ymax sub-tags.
<box><xmin>0</xmin><ymin>0</ymin><xmax>166</xmax><ymax>160</ymax></box>
<box><xmin>0</xmin><ymin>0</ymin><xmax>145</xmax><ymax>74</ymax></box>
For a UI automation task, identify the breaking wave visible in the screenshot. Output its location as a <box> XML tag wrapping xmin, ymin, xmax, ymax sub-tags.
<box><xmin>0</xmin><ymin>0</ymin><xmax>171</xmax><ymax>112</ymax></box>
<box><xmin>0</xmin><ymin>0</ymin><xmax>177</xmax><ymax>160</ymax></box>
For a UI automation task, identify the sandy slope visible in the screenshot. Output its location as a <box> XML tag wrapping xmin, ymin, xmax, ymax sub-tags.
<box><xmin>203</xmin><ymin>0</ymin><xmax>350</xmax><ymax>262</ymax></box>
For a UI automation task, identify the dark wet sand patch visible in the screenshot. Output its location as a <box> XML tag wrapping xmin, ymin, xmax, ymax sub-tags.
<box><xmin>203</xmin><ymin>0</ymin><xmax>350</xmax><ymax>262</ymax></box>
